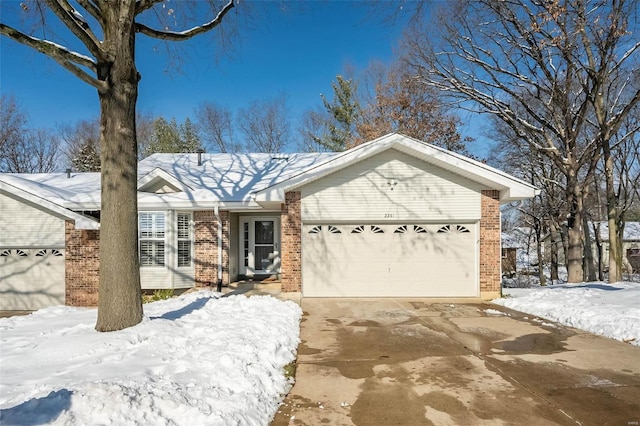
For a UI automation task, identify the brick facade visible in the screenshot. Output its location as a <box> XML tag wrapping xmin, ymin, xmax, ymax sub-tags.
<box><xmin>65</xmin><ymin>221</ymin><xmax>100</xmax><ymax>307</ymax></box>
<box><xmin>480</xmin><ymin>190</ymin><xmax>501</xmax><ymax>298</ymax></box>
<box><xmin>280</xmin><ymin>191</ymin><xmax>302</xmax><ymax>292</ymax></box>
<box><xmin>194</xmin><ymin>210</ymin><xmax>230</xmax><ymax>287</ymax></box>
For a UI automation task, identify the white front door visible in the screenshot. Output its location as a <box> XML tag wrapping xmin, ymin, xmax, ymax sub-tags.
<box><xmin>239</xmin><ymin>217</ymin><xmax>281</xmax><ymax>276</ymax></box>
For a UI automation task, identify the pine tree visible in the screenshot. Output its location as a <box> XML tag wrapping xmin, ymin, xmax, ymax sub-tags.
<box><xmin>72</xmin><ymin>140</ymin><xmax>100</xmax><ymax>172</ymax></box>
<box><xmin>313</xmin><ymin>75</ymin><xmax>362</xmax><ymax>151</ymax></box>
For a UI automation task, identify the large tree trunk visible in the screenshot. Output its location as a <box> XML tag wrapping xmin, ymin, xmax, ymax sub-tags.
<box><xmin>95</xmin><ymin>6</ymin><xmax>143</xmax><ymax>332</ymax></box>
<box><xmin>604</xmin><ymin>150</ymin><xmax>623</xmax><ymax>283</ymax></box>
<box><xmin>566</xmin><ymin>175</ymin><xmax>585</xmax><ymax>283</ymax></box>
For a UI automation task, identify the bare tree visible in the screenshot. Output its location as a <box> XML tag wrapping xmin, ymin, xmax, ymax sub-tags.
<box><xmin>298</xmin><ymin>106</ymin><xmax>332</xmax><ymax>152</ymax></box>
<box><xmin>404</xmin><ymin>0</ymin><xmax>640</xmax><ymax>283</ymax></box>
<box><xmin>238</xmin><ymin>94</ymin><xmax>290</xmax><ymax>152</ymax></box>
<box><xmin>1</xmin><ymin>95</ymin><xmax>60</xmax><ymax>173</ymax></box>
<box><xmin>195</xmin><ymin>101</ymin><xmax>241</xmax><ymax>153</ymax></box>
<box><xmin>1</xmin><ymin>0</ymin><xmax>238</xmax><ymax>331</ymax></box>
<box><xmin>359</xmin><ymin>60</ymin><xmax>471</xmax><ymax>155</ymax></box>
<box><xmin>61</xmin><ymin>118</ymin><xmax>101</xmax><ymax>171</ymax></box>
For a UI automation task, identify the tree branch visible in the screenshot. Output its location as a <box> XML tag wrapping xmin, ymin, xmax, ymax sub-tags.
<box><xmin>0</xmin><ymin>23</ymin><xmax>107</xmax><ymax>92</ymax></box>
<box><xmin>135</xmin><ymin>0</ymin><xmax>234</xmax><ymax>41</ymax></box>
<box><xmin>135</xmin><ymin>0</ymin><xmax>164</xmax><ymax>15</ymax></box>
<box><xmin>44</xmin><ymin>0</ymin><xmax>104</xmax><ymax>61</ymax></box>
<box><xmin>75</xmin><ymin>0</ymin><xmax>103</xmax><ymax>24</ymax></box>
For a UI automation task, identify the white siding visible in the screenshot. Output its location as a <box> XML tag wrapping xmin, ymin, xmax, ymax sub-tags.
<box><xmin>300</xmin><ymin>150</ymin><xmax>482</xmax><ymax>223</ymax></box>
<box><xmin>0</xmin><ymin>193</ymin><xmax>65</xmax><ymax>247</ymax></box>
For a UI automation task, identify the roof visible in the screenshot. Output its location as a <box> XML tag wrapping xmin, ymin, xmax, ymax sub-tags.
<box><xmin>589</xmin><ymin>222</ymin><xmax>640</xmax><ymax>241</ymax></box>
<box><xmin>136</xmin><ymin>152</ymin><xmax>336</xmax><ymax>208</ymax></box>
<box><xmin>0</xmin><ymin>176</ymin><xmax>100</xmax><ymax>230</ymax></box>
<box><xmin>253</xmin><ymin>133</ymin><xmax>538</xmax><ymax>204</ymax></box>
<box><xmin>0</xmin><ymin>133</ymin><xmax>537</xmax><ymax>216</ymax></box>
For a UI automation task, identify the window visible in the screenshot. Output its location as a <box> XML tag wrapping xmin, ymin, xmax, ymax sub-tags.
<box><xmin>177</xmin><ymin>213</ymin><xmax>192</xmax><ymax>267</ymax></box>
<box><xmin>139</xmin><ymin>212</ymin><xmax>165</xmax><ymax>267</ymax></box>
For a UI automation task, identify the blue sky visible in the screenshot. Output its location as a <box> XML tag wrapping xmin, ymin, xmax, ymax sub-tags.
<box><xmin>1</xmin><ymin>1</ymin><xmax>490</xmax><ymax>156</ymax></box>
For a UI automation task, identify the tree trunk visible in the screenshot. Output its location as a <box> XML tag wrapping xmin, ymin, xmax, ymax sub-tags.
<box><xmin>535</xmin><ymin>221</ymin><xmax>546</xmax><ymax>286</ymax></box>
<box><xmin>95</xmin><ymin>6</ymin><xmax>143</xmax><ymax>331</ymax></box>
<box><xmin>566</xmin><ymin>175</ymin><xmax>585</xmax><ymax>283</ymax></box>
<box><xmin>550</xmin><ymin>221</ymin><xmax>559</xmax><ymax>281</ymax></box>
<box><xmin>604</xmin><ymin>150</ymin><xmax>623</xmax><ymax>283</ymax></box>
<box><xmin>593</xmin><ymin>222</ymin><xmax>604</xmax><ymax>281</ymax></box>
<box><xmin>583</xmin><ymin>211</ymin><xmax>597</xmax><ymax>281</ymax></box>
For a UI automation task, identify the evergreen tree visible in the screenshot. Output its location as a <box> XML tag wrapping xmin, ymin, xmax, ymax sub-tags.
<box><xmin>313</xmin><ymin>75</ymin><xmax>362</xmax><ymax>151</ymax></box>
<box><xmin>72</xmin><ymin>140</ymin><xmax>101</xmax><ymax>172</ymax></box>
<box><xmin>144</xmin><ymin>117</ymin><xmax>203</xmax><ymax>156</ymax></box>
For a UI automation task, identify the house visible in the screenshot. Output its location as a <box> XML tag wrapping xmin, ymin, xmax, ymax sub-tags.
<box><xmin>501</xmin><ymin>227</ymin><xmax>538</xmax><ymax>275</ymax></box>
<box><xmin>589</xmin><ymin>222</ymin><xmax>640</xmax><ymax>273</ymax></box>
<box><xmin>0</xmin><ymin>133</ymin><xmax>537</xmax><ymax>310</ymax></box>
<box><xmin>544</xmin><ymin>221</ymin><xmax>640</xmax><ymax>273</ymax></box>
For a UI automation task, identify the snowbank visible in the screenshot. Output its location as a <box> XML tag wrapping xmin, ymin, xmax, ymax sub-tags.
<box><xmin>495</xmin><ymin>282</ymin><xmax>640</xmax><ymax>346</ymax></box>
<box><xmin>0</xmin><ymin>291</ymin><xmax>302</xmax><ymax>425</ymax></box>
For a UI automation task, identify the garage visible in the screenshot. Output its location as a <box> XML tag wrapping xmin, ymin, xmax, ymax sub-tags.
<box><xmin>302</xmin><ymin>223</ymin><xmax>478</xmax><ymax>297</ymax></box>
<box><xmin>0</xmin><ymin>248</ymin><xmax>65</xmax><ymax>310</ymax></box>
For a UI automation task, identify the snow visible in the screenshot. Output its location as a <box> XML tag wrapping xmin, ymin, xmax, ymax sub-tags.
<box><xmin>495</xmin><ymin>281</ymin><xmax>640</xmax><ymax>346</ymax></box>
<box><xmin>0</xmin><ymin>291</ymin><xmax>302</xmax><ymax>425</ymax></box>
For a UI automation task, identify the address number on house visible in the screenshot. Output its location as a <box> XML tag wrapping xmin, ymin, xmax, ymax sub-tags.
<box><xmin>384</xmin><ymin>213</ymin><xmax>395</xmax><ymax>219</ymax></box>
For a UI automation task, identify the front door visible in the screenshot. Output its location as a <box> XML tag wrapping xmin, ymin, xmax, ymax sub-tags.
<box><xmin>240</xmin><ymin>217</ymin><xmax>281</xmax><ymax>276</ymax></box>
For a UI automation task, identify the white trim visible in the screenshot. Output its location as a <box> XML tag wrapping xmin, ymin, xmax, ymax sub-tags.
<box><xmin>137</xmin><ymin>167</ymin><xmax>194</xmax><ymax>193</ymax></box>
<box><xmin>0</xmin><ymin>179</ymin><xmax>100</xmax><ymax>230</ymax></box>
<box><xmin>253</xmin><ymin>133</ymin><xmax>537</xmax><ymax>204</ymax></box>
<box><xmin>238</xmin><ymin>216</ymin><xmax>281</xmax><ymax>276</ymax></box>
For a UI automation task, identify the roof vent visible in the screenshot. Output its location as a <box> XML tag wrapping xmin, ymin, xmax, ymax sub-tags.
<box><xmin>197</xmin><ymin>149</ymin><xmax>205</xmax><ymax>166</ymax></box>
<box><xmin>270</xmin><ymin>154</ymin><xmax>289</xmax><ymax>162</ymax></box>
<box><xmin>66</xmin><ymin>168</ymin><xmax>72</xmax><ymax>178</ymax></box>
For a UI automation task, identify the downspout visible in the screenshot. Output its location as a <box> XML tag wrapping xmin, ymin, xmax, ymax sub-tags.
<box><xmin>215</xmin><ymin>206</ymin><xmax>223</xmax><ymax>292</ymax></box>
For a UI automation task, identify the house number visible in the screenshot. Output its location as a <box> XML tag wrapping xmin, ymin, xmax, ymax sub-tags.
<box><xmin>384</xmin><ymin>213</ymin><xmax>395</xmax><ymax>218</ymax></box>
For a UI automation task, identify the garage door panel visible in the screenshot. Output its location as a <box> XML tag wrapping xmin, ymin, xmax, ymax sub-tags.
<box><xmin>0</xmin><ymin>249</ymin><xmax>65</xmax><ymax>310</ymax></box>
<box><xmin>303</xmin><ymin>223</ymin><xmax>477</xmax><ymax>297</ymax></box>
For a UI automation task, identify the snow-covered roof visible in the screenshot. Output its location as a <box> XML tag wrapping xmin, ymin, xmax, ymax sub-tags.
<box><xmin>0</xmin><ymin>175</ymin><xmax>100</xmax><ymax>229</ymax></box>
<box><xmin>589</xmin><ymin>221</ymin><xmax>640</xmax><ymax>241</ymax></box>
<box><xmin>0</xmin><ymin>133</ymin><xmax>538</xmax><ymax>214</ymax></box>
<box><xmin>136</xmin><ymin>152</ymin><xmax>336</xmax><ymax>209</ymax></box>
<box><xmin>501</xmin><ymin>228</ymin><xmax>535</xmax><ymax>248</ymax></box>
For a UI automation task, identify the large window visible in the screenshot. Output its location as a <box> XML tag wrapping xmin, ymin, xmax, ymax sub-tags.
<box><xmin>177</xmin><ymin>213</ymin><xmax>192</xmax><ymax>267</ymax></box>
<box><xmin>139</xmin><ymin>212</ymin><xmax>165</xmax><ymax>267</ymax></box>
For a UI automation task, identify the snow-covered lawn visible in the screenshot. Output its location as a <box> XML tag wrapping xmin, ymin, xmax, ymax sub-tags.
<box><xmin>494</xmin><ymin>281</ymin><xmax>640</xmax><ymax>346</ymax></box>
<box><xmin>0</xmin><ymin>291</ymin><xmax>301</xmax><ymax>425</ymax></box>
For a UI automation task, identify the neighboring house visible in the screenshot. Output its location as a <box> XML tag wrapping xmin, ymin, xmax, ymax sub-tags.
<box><xmin>501</xmin><ymin>227</ymin><xmax>538</xmax><ymax>275</ymax></box>
<box><xmin>0</xmin><ymin>133</ymin><xmax>537</xmax><ymax>310</ymax></box>
<box><xmin>544</xmin><ymin>222</ymin><xmax>640</xmax><ymax>273</ymax></box>
<box><xmin>501</xmin><ymin>232</ymin><xmax>519</xmax><ymax>276</ymax></box>
<box><xmin>589</xmin><ymin>222</ymin><xmax>640</xmax><ymax>273</ymax></box>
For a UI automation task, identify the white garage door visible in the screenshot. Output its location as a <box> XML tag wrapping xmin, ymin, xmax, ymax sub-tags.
<box><xmin>302</xmin><ymin>223</ymin><xmax>478</xmax><ymax>297</ymax></box>
<box><xmin>0</xmin><ymin>248</ymin><xmax>65</xmax><ymax>310</ymax></box>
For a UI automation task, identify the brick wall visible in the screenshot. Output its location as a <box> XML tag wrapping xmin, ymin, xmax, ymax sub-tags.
<box><xmin>194</xmin><ymin>210</ymin><xmax>230</xmax><ymax>287</ymax></box>
<box><xmin>65</xmin><ymin>221</ymin><xmax>100</xmax><ymax>307</ymax></box>
<box><xmin>480</xmin><ymin>190</ymin><xmax>501</xmax><ymax>297</ymax></box>
<box><xmin>281</xmin><ymin>191</ymin><xmax>302</xmax><ymax>292</ymax></box>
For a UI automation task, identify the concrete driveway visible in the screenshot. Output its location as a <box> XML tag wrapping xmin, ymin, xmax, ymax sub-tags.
<box><xmin>272</xmin><ymin>299</ymin><xmax>640</xmax><ymax>426</ymax></box>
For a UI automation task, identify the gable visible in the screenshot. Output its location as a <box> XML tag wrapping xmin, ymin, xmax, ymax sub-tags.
<box><xmin>299</xmin><ymin>149</ymin><xmax>483</xmax><ymax>222</ymax></box>
<box><xmin>140</xmin><ymin>179</ymin><xmax>182</xmax><ymax>194</ymax></box>
<box><xmin>253</xmin><ymin>133</ymin><xmax>537</xmax><ymax>205</ymax></box>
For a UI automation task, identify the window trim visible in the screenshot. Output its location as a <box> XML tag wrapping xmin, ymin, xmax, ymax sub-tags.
<box><xmin>139</xmin><ymin>211</ymin><xmax>166</xmax><ymax>268</ymax></box>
